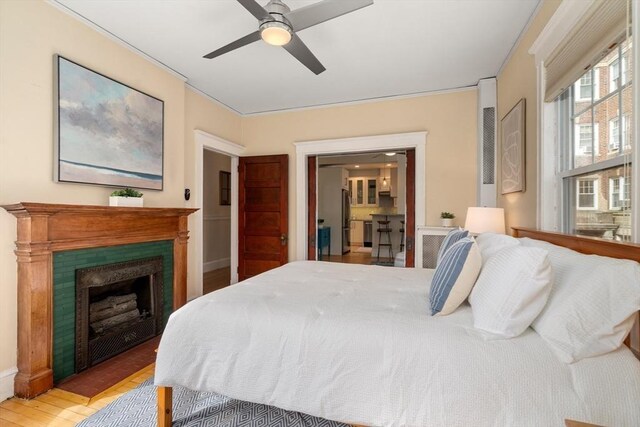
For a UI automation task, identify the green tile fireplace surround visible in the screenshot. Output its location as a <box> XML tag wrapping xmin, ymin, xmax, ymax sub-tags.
<box><xmin>52</xmin><ymin>241</ymin><xmax>174</xmax><ymax>382</ymax></box>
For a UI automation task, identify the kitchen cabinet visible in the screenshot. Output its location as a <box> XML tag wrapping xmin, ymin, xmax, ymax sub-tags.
<box><xmin>349</xmin><ymin>177</ymin><xmax>378</xmax><ymax>207</ymax></box>
<box><xmin>350</xmin><ymin>220</ymin><xmax>364</xmax><ymax>246</ymax></box>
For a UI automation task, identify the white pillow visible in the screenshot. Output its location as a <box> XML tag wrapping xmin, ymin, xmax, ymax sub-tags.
<box><xmin>475</xmin><ymin>233</ymin><xmax>520</xmax><ymax>266</ymax></box>
<box><xmin>469</xmin><ymin>246</ymin><xmax>553</xmax><ymax>338</ymax></box>
<box><xmin>520</xmin><ymin>237</ymin><xmax>640</xmax><ymax>363</ymax></box>
<box><xmin>430</xmin><ymin>237</ymin><xmax>481</xmax><ymax>316</ymax></box>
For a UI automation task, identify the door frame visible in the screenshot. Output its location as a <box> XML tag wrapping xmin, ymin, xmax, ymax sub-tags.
<box><xmin>294</xmin><ymin>131</ymin><xmax>427</xmax><ymax>263</ymax></box>
<box><xmin>194</xmin><ymin>130</ymin><xmax>245</xmax><ymax>293</ymax></box>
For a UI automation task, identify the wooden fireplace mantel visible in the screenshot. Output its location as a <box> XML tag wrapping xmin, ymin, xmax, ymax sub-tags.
<box><xmin>1</xmin><ymin>202</ymin><xmax>197</xmax><ymax>398</ymax></box>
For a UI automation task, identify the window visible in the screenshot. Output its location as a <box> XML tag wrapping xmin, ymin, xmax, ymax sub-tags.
<box><xmin>609</xmin><ymin>117</ymin><xmax>620</xmax><ymax>152</ymax></box>
<box><xmin>609</xmin><ymin>176</ymin><xmax>630</xmax><ymax>210</ymax></box>
<box><xmin>574</xmin><ymin>123</ymin><xmax>599</xmax><ymax>156</ymax></box>
<box><xmin>609</xmin><ymin>58</ymin><xmax>620</xmax><ymax>93</ymax></box>
<box><xmin>553</xmin><ymin>35</ymin><xmax>633</xmax><ymax>241</ymax></box>
<box><xmin>574</xmin><ymin>69</ymin><xmax>599</xmax><ymax>102</ymax></box>
<box><xmin>577</xmin><ymin>178</ymin><xmax>598</xmax><ymax>210</ymax></box>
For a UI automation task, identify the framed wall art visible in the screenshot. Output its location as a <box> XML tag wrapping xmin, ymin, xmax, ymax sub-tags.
<box><xmin>501</xmin><ymin>98</ymin><xmax>525</xmax><ymax>194</ymax></box>
<box><xmin>219</xmin><ymin>171</ymin><xmax>231</xmax><ymax>206</ymax></box>
<box><xmin>54</xmin><ymin>55</ymin><xmax>164</xmax><ymax>190</ymax></box>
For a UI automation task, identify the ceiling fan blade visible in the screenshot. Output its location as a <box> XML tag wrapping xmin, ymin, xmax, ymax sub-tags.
<box><xmin>285</xmin><ymin>0</ymin><xmax>373</xmax><ymax>32</ymax></box>
<box><xmin>203</xmin><ymin>30</ymin><xmax>261</xmax><ymax>59</ymax></box>
<box><xmin>237</xmin><ymin>0</ymin><xmax>271</xmax><ymax>21</ymax></box>
<box><xmin>282</xmin><ymin>33</ymin><xmax>326</xmax><ymax>75</ymax></box>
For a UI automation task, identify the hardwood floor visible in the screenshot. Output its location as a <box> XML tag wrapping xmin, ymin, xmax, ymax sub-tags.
<box><xmin>203</xmin><ymin>267</ymin><xmax>231</xmax><ymax>294</ymax></box>
<box><xmin>0</xmin><ymin>363</ymin><xmax>154</xmax><ymax>426</ymax></box>
<box><xmin>321</xmin><ymin>247</ymin><xmax>393</xmax><ymax>265</ymax></box>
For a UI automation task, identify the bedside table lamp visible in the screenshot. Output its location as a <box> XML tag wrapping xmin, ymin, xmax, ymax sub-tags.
<box><xmin>464</xmin><ymin>207</ymin><xmax>505</xmax><ymax>234</ymax></box>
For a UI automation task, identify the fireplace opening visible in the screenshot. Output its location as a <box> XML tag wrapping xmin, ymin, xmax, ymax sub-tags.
<box><xmin>75</xmin><ymin>257</ymin><xmax>164</xmax><ymax>373</ymax></box>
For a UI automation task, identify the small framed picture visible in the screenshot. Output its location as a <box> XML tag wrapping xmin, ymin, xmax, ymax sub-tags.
<box><xmin>219</xmin><ymin>171</ymin><xmax>231</xmax><ymax>205</ymax></box>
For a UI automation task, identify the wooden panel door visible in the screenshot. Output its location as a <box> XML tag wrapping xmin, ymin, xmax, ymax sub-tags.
<box><xmin>307</xmin><ymin>156</ymin><xmax>317</xmax><ymax>260</ymax></box>
<box><xmin>239</xmin><ymin>155</ymin><xmax>288</xmax><ymax>281</ymax></box>
<box><xmin>405</xmin><ymin>149</ymin><xmax>416</xmax><ymax>267</ymax></box>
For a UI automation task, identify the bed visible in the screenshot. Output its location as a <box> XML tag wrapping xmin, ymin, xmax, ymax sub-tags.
<box><xmin>155</xmin><ymin>229</ymin><xmax>640</xmax><ymax>426</ymax></box>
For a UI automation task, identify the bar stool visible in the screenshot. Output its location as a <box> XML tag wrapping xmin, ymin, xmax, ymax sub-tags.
<box><xmin>399</xmin><ymin>220</ymin><xmax>405</xmax><ymax>252</ymax></box>
<box><xmin>376</xmin><ymin>217</ymin><xmax>394</xmax><ymax>261</ymax></box>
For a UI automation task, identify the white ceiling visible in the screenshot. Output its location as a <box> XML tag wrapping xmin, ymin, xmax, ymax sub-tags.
<box><xmin>54</xmin><ymin>0</ymin><xmax>540</xmax><ymax>115</ymax></box>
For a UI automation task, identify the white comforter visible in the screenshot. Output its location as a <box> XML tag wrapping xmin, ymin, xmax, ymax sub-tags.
<box><xmin>155</xmin><ymin>261</ymin><xmax>640</xmax><ymax>426</ymax></box>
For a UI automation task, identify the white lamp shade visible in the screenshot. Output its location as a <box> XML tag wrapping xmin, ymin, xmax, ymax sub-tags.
<box><xmin>464</xmin><ymin>207</ymin><xmax>505</xmax><ymax>234</ymax></box>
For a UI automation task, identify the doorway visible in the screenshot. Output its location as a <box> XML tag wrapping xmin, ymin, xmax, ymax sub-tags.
<box><xmin>193</xmin><ymin>130</ymin><xmax>244</xmax><ymax>298</ymax></box>
<box><xmin>202</xmin><ymin>150</ymin><xmax>232</xmax><ymax>294</ymax></box>
<box><xmin>316</xmin><ymin>151</ymin><xmax>406</xmax><ymax>266</ymax></box>
<box><xmin>295</xmin><ymin>132</ymin><xmax>426</xmax><ymax>267</ymax></box>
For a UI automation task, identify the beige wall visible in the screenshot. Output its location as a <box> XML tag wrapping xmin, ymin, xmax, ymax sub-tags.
<box><xmin>0</xmin><ymin>0</ymin><xmax>239</xmax><ymax>390</ymax></box>
<box><xmin>241</xmin><ymin>89</ymin><xmax>479</xmax><ymax>258</ymax></box>
<box><xmin>496</xmin><ymin>0</ymin><xmax>562</xmax><ymax>231</ymax></box>
<box><xmin>203</xmin><ymin>150</ymin><xmax>231</xmax><ymax>264</ymax></box>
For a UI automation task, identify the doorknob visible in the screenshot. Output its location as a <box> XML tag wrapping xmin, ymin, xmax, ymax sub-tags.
<box><xmin>280</xmin><ymin>234</ymin><xmax>288</xmax><ymax>246</ymax></box>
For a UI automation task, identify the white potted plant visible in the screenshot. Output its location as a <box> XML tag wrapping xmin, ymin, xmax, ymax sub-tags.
<box><xmin>109</xmin><ymin>188</ymin><xmax>144</xmax><ymax>207</ymax></box>
<box><xmin>440</xmin><ymin>211</ymin><xmax>455</xmax><ymax>227</ymax></box>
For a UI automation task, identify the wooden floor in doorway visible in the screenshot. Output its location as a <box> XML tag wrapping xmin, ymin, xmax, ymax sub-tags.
<box><xmin>204</xmin><ymin>267</ymin><xmax>231</xmax><ymax>294</ymax></box>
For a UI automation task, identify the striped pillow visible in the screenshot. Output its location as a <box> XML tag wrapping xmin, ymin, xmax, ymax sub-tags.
<box><xmin>437</xmin><ymin>228</ymin><xmax>469</xmax><ymax>265</ymax></box>
<box><xmin>430</xmin><ymin>237</ymin><xmax>481</xmax><ymax>316</ymax></box>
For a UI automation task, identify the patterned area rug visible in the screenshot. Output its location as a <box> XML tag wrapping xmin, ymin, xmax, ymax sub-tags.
<box><xmin>77</xmin><ymin>377</ymin><xmax>349</xmax><ymax>427</ymax></box>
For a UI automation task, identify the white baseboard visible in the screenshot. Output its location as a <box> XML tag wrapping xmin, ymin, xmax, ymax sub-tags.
<box><xmin>0</xmin><ymin>367</ymin><xmax>17</xmax><ymax>401</ymax></box>
<box><xmin>203</xmin><ymin>258</ymin><xmax>230</xmax><ymax>273</ymax></box>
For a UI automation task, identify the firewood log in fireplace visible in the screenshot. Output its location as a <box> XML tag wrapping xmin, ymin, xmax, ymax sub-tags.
<box><xmin>90</xmin><ymin>293</ymin><xmax>137</xmax><ymax>313</ymax></box>
<box><xmin>90</xmin><ymin>309</ymin><xmax>140</xmax><ymax>335</ymax></box>
<box><xmin>89</xmin><ymin>298</ymin><xmax>138</xmax><ymax>323</ymax></box>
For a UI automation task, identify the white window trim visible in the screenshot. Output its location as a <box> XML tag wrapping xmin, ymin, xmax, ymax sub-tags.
<box><xmin>530</xmin><ymin>0</ymin><xmax>639</xmax><ymax>242</ymax></box>
<box><xmin>576</xmin><ymin>178</ymin><xmax>599</xmax><ymax>210</ymax></box>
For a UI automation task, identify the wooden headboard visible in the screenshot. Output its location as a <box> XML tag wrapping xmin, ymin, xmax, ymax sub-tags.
<box><xmin>512</xmin><ymin>227</ymin><xmax>640</xmax><ymax>360</ymax></box>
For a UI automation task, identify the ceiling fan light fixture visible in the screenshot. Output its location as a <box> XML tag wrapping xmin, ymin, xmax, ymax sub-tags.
<box><xmin>260</xmin><ymin>21</ymin><xmax>292</xmax><ymax>46</ymax></box>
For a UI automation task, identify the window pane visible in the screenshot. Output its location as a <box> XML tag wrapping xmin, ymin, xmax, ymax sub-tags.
<box><xmin>622</xmin><ymin>37</ymin><xmax>633</xmax><ymax>86</ymax></box>
<box><xmin>622</xmin><ymin>86</ymin><xmax>633</xmax><ymax>152</ymax></box>
<box><xmin>573</xmin><ymin>109</ymin><xmax>593</xmax><ymax>168</ymax></box>
<box><xmin>593</xmin><ymin>93</ymin><xmax>619</xmax><ymax>161</ymax></box>
<box><xmin>574</xmin><ymin>69</ymin><xmax>593</xmax><ymax>112</ymax></box>
<box><xmin>567</xmin><ymin>165</ymin><xmax>632</xmax><ymax>242</ymax></box>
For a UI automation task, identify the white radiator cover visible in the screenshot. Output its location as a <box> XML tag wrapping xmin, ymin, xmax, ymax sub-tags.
<box><xmin>415</xmin><ymin>226</ymin><xmax>455</xmax><ymax>269</ymax></box>
<box><xmin>477</xmin><ymin>78</ymin><xmax>497</xmax><ymax>207</ymax></box>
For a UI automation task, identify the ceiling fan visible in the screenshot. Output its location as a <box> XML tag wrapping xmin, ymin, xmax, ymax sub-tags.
<box><xmin>203</xmin><ymin>0</ymin><xmax>374</xmax><ymax>75</ymax></box>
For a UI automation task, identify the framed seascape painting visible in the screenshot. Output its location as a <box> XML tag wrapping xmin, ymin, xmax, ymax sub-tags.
<box><xmin>500</xmin><ymin>98</ymin><xmax>525</xmax><ymax>194</ymax></box>
<box><xmin>54</xmin><ymin>55</ymin><xmax>164</xmax><ymax>190</ymax></box>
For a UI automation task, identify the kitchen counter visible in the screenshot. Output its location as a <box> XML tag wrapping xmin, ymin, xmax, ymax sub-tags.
<box><xmin>370</xmin><ymin>214</ymin><xmax>405</xmax><ymax>258</ymax></box>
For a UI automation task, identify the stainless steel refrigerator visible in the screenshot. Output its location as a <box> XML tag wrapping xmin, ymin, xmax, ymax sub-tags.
<box><xmin>342</xmin><ymin>189</ymin><xmax>350</xmax><ymax>254</ymax></box>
